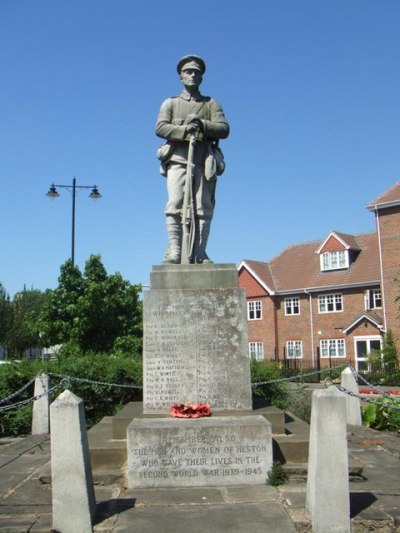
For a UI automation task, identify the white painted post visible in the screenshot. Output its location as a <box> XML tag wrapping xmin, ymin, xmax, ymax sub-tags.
<box><xmin>50</xmin><ymin>390</ymin><xmax>96</xmax><ymax>533</ymax></box>
<box><xmin>32</xmin><ymin>373</ymin><xmax>49</xmax><ymax>434</ymax></box>
<box><xmin>341</xmin><ymin>367</ymin><xmax>362</xmax><ymax>426</ymax></box>
<box><xmin>306</xmin><ymin>387</ymin><xmax>350</xmax><ymax>533</ymax></box>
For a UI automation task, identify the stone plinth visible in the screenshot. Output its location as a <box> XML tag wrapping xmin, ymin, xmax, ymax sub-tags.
<box><xmin>143</xmin><ymin>264</ymin><xmax>252</xmax><ymax>414</ymax></box>
<box><xmin>127</xmin><ymin>415</ymin><xmax>272</xmax><ymax>488</ymax></box>
<box><xmin>341</xmin><ymin>367</ymin><xmax>362</xmax><ymax>426</ymax></box>
<box><xmin>32</xmin><ymin>373</ymin><xmax>49</xmax><ymax>435</ymax></box>
<box><xmin>306</xmin><ymin>388</ymin><xmax>350</xmax><ymax>533</ymax></box>
<box><xmin>50</xmin><ymin>390</ymin><xmax>96</xmax><ymax>533</ymax></box>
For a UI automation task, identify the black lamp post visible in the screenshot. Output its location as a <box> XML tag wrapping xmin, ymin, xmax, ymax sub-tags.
<box><xmin>46</xmin><ymin>177</ymin><xmax>102</xmax><ymax>266</ymax></box>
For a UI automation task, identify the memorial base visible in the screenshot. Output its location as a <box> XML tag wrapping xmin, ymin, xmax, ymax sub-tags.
<box><xmin>127</xmin><ymin>415</ymin><xmax>272</xmax><ymax>488</ymax></box>
<box><xmin>143</xmin><ymin>264</ymin><xmax>252</xmax><ymax>413</ymax></box>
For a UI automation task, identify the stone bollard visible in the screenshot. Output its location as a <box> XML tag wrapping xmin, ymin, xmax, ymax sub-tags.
<box><xmin>32</xmin><ymin>373</ymin><xmax>49</xmax><ymax>434</ymax></box>
<box><xmin>341</xmin><ymin>367</ymin><xmax>362</xmax><ymax>426</ymax></box>
<box><xmin>50</xmin><ymin>390</ymin><xmax>96</xmax><ymax>533</ymax></box>
<box><xmin>306</xmin><ymin>387</ymin><xmax>350</xmax><ymax>533</ymax></box>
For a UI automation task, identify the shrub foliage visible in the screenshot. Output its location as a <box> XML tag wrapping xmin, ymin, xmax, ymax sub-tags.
<box><xmin>0</xmin><ymin>354</ymin><xmax>142</xmax><ymax>436</ymax></box>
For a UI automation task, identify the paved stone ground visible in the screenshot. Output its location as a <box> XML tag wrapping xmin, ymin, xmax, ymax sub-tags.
<box><xmin>0</xmin><ymin>426</ymin><xmax>399</xmax><ymax>532</ymax></box>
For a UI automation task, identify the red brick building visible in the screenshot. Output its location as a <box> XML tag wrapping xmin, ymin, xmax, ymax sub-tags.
<box><xmin>238</xmin><ymin>182</ymin><xmax>400</xmax><ymax>371</ymax></box>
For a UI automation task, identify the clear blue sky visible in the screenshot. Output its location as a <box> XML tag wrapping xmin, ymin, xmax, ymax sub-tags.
<box><xmin>1</xmin><ymin>1</ymin><xmax>399</xmax><ymax>297</ymax></box>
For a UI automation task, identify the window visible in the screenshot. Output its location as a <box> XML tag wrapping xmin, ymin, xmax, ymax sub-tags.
<box><xmin>286</xmin><ymin>340</ymin><xmax>303</xmax><ymax>359</ymax></box>
<box><xmin>285</xmin><ymin>297</ymin><xmax>300</xmax><ymax>315</ymax></box>
<box><xmin>249</xmin><ymin>342</ymin><xmax>264</xmax><ymax>360</ymax></box>
<box><xmin>365</xmin><ymin>289</ymin><xmax>382</xmax><ymax>310</ymax></box>
<box><xmin>320</xmin><ymin>339</ymin><xmax>346</xmax><ymax>358</ymax></box>
<box><xmin>247</xmin><ymin>300</ymin><xmax>262</xmax><ymax>320</ymax></box>
<box><xmin>320</xmin><ymin>250</ymin><xmax>349</xmax><ymax>271</ymax></box>
<box><xmin>318</xmin><ymin>293</ymin><xmax>343</xmax><ymax>313</ymax></box>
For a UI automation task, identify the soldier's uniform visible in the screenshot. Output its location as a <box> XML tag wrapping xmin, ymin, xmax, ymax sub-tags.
<box><xmin>156</xmin><ymin>55</ymin><xmax>229</xmax><ymax>264</ymax></box>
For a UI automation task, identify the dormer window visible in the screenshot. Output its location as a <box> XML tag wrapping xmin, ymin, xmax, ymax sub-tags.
<box><xmin>320</xmin><ymin>250</ymin><xmax>349</xmax><ymax>271</ymax></box>
<box><xmin>316</xmin><ymin>231</ymin><xmax>359</xmax><ymax>272</ymax></box>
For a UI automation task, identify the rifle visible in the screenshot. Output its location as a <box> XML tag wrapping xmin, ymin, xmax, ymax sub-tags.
<box><xmin>181</xmin><ymin>134</ymin><xmax>196</xmax><ymax>264</ymax></box>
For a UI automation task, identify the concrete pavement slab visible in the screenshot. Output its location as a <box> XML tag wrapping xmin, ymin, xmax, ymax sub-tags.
<box><xmin>0</xmin><ymin>514</ymin><xmax>52</xmax><ymax>533</ymax></box>
<box><xmin>220</xmin><ymin>484</ymin><xmax>279</xmax><ymax>503</ymax></box>
<box><xmin>0</xmin><ymin>479</ymin><xmax>52</xmax><ymax>514</ymax></box>
<box><xmin>124</xmin><ymin>487</ymin><xmax>225</xmax><ymax>506</ymax></box>
<box><xmin>112</xmin><ymin>502</ymin><xmax>297</xmax><ymax>533</ymax></box>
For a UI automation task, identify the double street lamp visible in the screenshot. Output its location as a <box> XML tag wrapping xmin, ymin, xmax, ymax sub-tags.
<box><xmin>46</xmin><ymin>177</ymin><xmax>102</xmax><ymax>266</ymax></box>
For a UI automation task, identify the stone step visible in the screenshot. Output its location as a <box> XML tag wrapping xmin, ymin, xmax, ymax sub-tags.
<box><xmin>111</xmin><ymin>402</ymin><xmax>286</xmax><ymax>440</ymax></box>
<box><xmin>88</xmin><ymin>417</ymin><xmax>127</xmax><ymax>472</ymax></box>
<box><xmin>273</xmin><ymin>411</ymin><xmax>310</xmax><ymax>464</ymax></box>
<box><xmin>87</xmin><ymin>403</ymin><xmax>310</xmax><ymax>477</ymax></box>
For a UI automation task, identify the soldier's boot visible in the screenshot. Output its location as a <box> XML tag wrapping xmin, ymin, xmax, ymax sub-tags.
<box><xmin>194</xmin><ymin>217</ymin><xmax>213</xmax><ymax>264</ymax></box>
<box><xmin>162</xmin><ymin>215</ymin><xmax>182</xmax><ymax>264</ymax></box>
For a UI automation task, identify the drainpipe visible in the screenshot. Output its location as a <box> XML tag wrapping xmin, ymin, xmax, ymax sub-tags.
<box><xmin>304</xmin><ymin>289</ymin><xmax>315</xmax><ymax>367</ymax></box>
<box><xmin>375</xmin><ymin>206</ymin><xmax>387</xmax><ymax>332</ymax></box>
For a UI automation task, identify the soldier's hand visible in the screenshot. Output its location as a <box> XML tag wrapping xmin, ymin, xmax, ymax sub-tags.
<box><xmin>186</xmin><ymin>122</ymin><xmax>201</xmax><ymax>134</ymax></box>
<box><xmin>185</xmin><ymin>113</ymin><xmax>199</xmax><ymax>124</ymax></box>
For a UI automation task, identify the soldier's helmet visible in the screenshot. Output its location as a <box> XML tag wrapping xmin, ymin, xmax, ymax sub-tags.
<box><xmin>177</xmin><ymin>55</ymin><xmax>206</xmax><ymax>75</ymax></box>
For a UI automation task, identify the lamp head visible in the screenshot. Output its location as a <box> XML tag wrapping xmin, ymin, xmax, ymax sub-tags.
<box><xmin>46</xmin><ymin>185</ymin><xmax>60</xmax><ymax>198</ymax></box>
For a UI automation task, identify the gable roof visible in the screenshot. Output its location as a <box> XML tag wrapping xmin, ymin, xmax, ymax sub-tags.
<box><xmin>367</xmin><ymin>182</ymin><xmax>400</xmax><ymax>211</ymax></box>
<box><xmin>315</xmin><ymin>231</ymin><xmax>362</xmax><ymax>254</ymax></box>
<box><xmin>342</xmin><ymin>310</ymin><xmax>384</xmax><ymax>334</ymax></box>
<box><xmin>240</xmin><ymin>232</ymin><xmax>380</xmax><ymax>294</ymax></box>
<box><xmin>238</xmin><ymin>260</ymin><xmax>276</xmax><ymax>294</ymax></box>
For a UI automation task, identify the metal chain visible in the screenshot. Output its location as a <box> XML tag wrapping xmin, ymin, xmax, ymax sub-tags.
<box><xmin>333</xmin><ymin>383</ymin><xmax>400</xmax><ymax>410</ymax></box>
<box><xmin>0</xmin><ymin>375</ymin><xmax>37</xmax><ymax>405</ymax></box>
<box><xmin>48</xmin><ymin>372</ymin><xmax>143</xmax><ymax>390</ymax></box>
<box><xmin>0</xmin><ymin>370</ymin><xmax>141</xmax><ymax>409</ymax></box>
<box><xmin>0</xmin><ymin>380</ymin><xmax>68</xmax><ymax>413</ymax></box>
<box><xmin>349</xmin><ymin>367</ymin><xmax>390</xmax><ymax>397</ymax></box>
<box><xmin>251</xmin><ymin>364</ymin><xmax>348</xmax><ymax>387</ymax></box>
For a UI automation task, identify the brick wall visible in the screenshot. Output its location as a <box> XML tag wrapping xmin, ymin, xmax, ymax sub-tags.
<box><xmin>377</xmin><ymin>206</ymin><xmax>400</xmax><ymax>351</ymax></box>
<box><xmin>270</xmin><ymin>288</ymin><xmax>382</xmax><ymax>367</ymax></box>
<box><xmin>239</xmin><ymin>268</ymin><xmax>267</xmax><ymax>298</ymax></box>
<box><xmin>238</xmin><ymin>268</ymin><xmax>275</xmax><ymax>359</ymax></box>
<box><xmin>320</xmin><ymin>235</ymin><xmax>346</xmax><ymax>253</ymax></box>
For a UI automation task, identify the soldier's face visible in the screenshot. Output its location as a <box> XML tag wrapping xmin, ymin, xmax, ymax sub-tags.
<box><xmin>180</xmin><ymin>68</ymin><xmax>202</xmax><ymax>90</ymax></box>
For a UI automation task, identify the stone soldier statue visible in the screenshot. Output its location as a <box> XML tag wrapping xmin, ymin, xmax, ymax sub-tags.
<box><xmin>156</xmin><ymin>54</ymin><xmax>230</xmax><ymax>264</ymax></box>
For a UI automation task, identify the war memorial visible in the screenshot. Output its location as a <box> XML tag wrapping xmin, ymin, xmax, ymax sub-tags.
<box><xmin>126</xmin><ymin>55</ymin><xmax>273</xmax><ymax>489</ymax></box>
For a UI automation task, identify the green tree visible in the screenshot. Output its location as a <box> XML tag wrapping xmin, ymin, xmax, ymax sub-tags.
<box><xmin>37</xmin><ymin>255</ymin><xmax>142</xmax><ymax>356</ymax></box>
<box><xmin>6</xmin><ymin>289</ymin><xmax>46</xmax><ymax>356</ymax></box>
<box><xmin>0</xmin><ymin>284</ymin><xmax>12</xmax><ymax>353</ymax></box>
<box><xmin>36</xmin><ymin>261</ymin><xmax>84</xmax><ymax>346</ymax></box>
<box><xmin>381</xmin><ymin>330</ymin><xmax>398</xmax><ymax>370</ymax></box>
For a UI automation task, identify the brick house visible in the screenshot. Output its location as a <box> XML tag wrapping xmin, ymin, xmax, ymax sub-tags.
<box><xmin>238</xmin><ymin>182</ymin><xmax>400</xmax><ymax>371</ymax></box>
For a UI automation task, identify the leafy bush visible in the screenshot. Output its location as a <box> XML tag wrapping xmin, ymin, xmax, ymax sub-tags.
<box><xmin>250</xmin><ymin>361</ymin><xmax>289</xmax><ymax>409</ymax></box>
<box><xmin>3</xmin><ymin>405</ymin><xmax>32</xmax><ymax>436</ymax></box>
<box><xmin>0</xmin><ymin>359</ymin><xmax>37</xmax><ymax>436</ymax></box>
<box><xmin>362</xmin><ymin>398</ymin><xmax>400</xmax><ymax>432</ymax></box>
<box><xmin>285</xmin><ymin>388</ymin><xmax>313</xmax><ymax>424</ymax></box>
<box><xmin>0</xmin><ymin>353</ymin><xmax>143</xmax><ymax>436</ymax></box>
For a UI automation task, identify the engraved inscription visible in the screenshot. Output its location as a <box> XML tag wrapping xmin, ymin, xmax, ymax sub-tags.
<box><xmin>143</xmin><ymin>289</ymin><xmax>252</xmax><ymax>412</ymax></box>
<box><xmin>129</xmin><ymin>427</ymin><xmax>271</xmax><ymax>487</ymax></box>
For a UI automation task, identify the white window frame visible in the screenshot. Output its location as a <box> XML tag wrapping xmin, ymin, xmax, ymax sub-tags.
<box><xmin>285</xmin><ymin>297</ymin><xmax>300</xmax><ymax>316</ymax></box>
<box><xmin>286</xmin><ymin>340</ymin><xmax>303</xmax><ymax>359</ymax></box>
<box><xmin>247</xmin><ymin>300</ymin><xmax>262</xmax><ymax>320</ymax></box>
<box><xmin>320</xmin><ymin>250</ymin><xmax>349</xmax><ymax>271</ymax></box>
<box><xmin>318</xmin><ymin>293</ymin><xmax>343</xmax><ymax>313</ymax></box>
<box><xmin>249</xmin><ymin>342</ymin><xmax>264</xmax><ymax>361</ymax></box>
<box><xmin>320</xmin><ymin>339</ymin><xmax>346</xmax><ymax>358</ymax></box>
<box><xmin>364</xmin><ymin>289</ymin><xmax>382</xmax><ymax>310</ymax></box>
